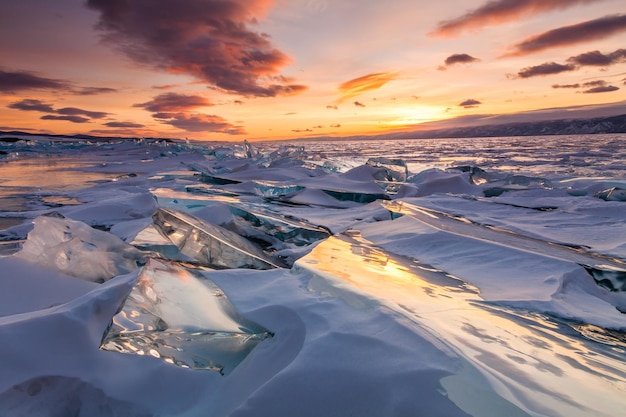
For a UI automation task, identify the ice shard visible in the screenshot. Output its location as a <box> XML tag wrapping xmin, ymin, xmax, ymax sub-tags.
<box><xmin>366</xmin><ymin>157</ymin><xmax>408</xmax><ymax>182</ymax></box>
<box><xmin>101</xmin><ymin>258</ymin><xmax>272</xmax><ymax>374</ymax></box>
<box><xmin>228</xmin><ymin>203</ymin><xmax>331</xmax><ymax>246</ymax></box>
<box><xmin>383</xmin><ymin>200</ymin><xmax>626</xmax><ymax>279</ymax></box>
<box><xmin>251</xmin><ymin>180</ymin><xmax>304</xmax><ymax>198</ymax></box>
<box><xmin>15</xmin><ymin>215</ymin><xmax>144</xmax><ymax>282</ymax></box>
<box><xmin>152</xmin><ymin>208</ymin><xmax>280</xmax><ymax>269</ymax></box>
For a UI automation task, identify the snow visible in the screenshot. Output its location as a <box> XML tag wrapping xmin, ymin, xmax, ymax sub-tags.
<box><xmin>0</xmin><ymin>134</ymin><xmax>625</xmax><ymax>416</ymax></box>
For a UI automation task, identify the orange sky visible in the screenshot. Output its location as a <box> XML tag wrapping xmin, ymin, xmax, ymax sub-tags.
<box><xmin>1</xmin><ymin>0</ymin><xmax>625</xmax><ymax>141</ymax></box>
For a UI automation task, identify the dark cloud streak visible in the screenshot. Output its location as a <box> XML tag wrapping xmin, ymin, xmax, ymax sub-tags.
<box><xmin>431</xmin><ymin>0</ymin><xmax>601</xmax><ymax>37</ymax></box>
<box><xmin>0</xmin><ymin>69</ymin><xmax>117</xmax><ymax>95</ymax></box>
<box><xmin>517</xmin><ymin>62</ymin><xmax>576</xmax><ymax>78</ymax></box>
<box><xmin>104</xmin><ymin>121</ymin><xmax>146</xmax><ymax>128</ymax></box>
<box><xmin>8</xmin><ymin>99</ymin><xmax>110</xmax><ymax>122</ymax></box>
<box><xmin>583</xmin><ymin>85</ymin><xmax>619</xmax><ymax>93</ymax></box>
<box><xmin>0</xmin><ymin>69</ymin><xmax>70</xmax><ymax>93</ymax></box>
<box><xmin>504</xmin><ymin>14</ymin><xmax>626</xmax><ymax>57</ymax></box>
<box><xmin>41</xmin><ymin>115</ymin><xmax>90</xmax><ymax>123</ymax></box>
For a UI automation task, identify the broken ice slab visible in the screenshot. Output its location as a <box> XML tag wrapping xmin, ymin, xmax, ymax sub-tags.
<box><xmin>152</xmin><ymin>208</ymin><xmax>281</xmax><ymax>269</ymax></box>
<box><xmin>366</xmin><ymin>157</ymin><xmax>408</xmax><ymax>182</ymax></box>
<box><xmin>383</xmin><ymin>200</ymin><xmax>626</xmax><ymax>287</ymax></box>
<box><xmin>129</xmin><ymin>223</ymin><xmax>182</xmax><ymax>259</ymax></box>
<box><xmin>151</xmin><ymin>188</ymin><xmax>238</xmax><ymax>211</ymax></box>
<box><xmin>251</xmin><ymin>180</ymin><xmax>304</xmax><ymax>198</ymax></box>
<box><xmin>321</xmin><ymin>189</ymin><xmax>389</xmax><ymax>204</ymax></box>
<box><xmin>15</xmin><ymin>215</ymin><xmax>144</xmax><ymax>282</ymax></box>
<box><xmin>101</xmin><ymin>258</ymin><xmax>272</xmax><ymax>374</ymax></box>
<box><xmin>228</xmin><ymin>203</ymin><xmax>331</xmax><ymax>246</ymax></box>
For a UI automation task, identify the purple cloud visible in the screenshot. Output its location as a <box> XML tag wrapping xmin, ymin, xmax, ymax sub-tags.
<box><xmin>41</xmin><ymin>115</ymin><xmax>90</xmax><ymax>123</ymax></box>
<box><xmin>459</xmin><ymin>99</ymin><xmax>482</xmax><ymax>108</ymax></box>
<box><xmin>444</xmin><ymin>53</ymin><xmax>480</xmax><ymax>66</ymax></box>
<box><xmin>86</xmin><ymin>0</ymin><xmax>306</xmax><ymax>97</ymax></box>
<box><xmin>104</xmin><ymin>121</ymin><xmax>146</xmax><ymax>128</ymax></box>
<box><xmin>517</xmin><ymin>62</ymin><xmax>577</xmax><ymax>78</ymax></box>
<box><xmin>504</xmin><ymin>14</ymin><xmax>626</xmax><ymax>57</ymax></box>
<box><xmin>567</xmin><ymin>48</ymin><xmax>626</xmax><ymax>66</ymax></box>
<box><xmin>56</xmin><ymin>107</ymin><xmax>109</xmax><ymax>119</ymax></box>
<box><xmin>0</xmin><ymin>69</ymin><xmax>71</xmax><ymax>93</ymax></box>
<box><xmin>7</xmin><ymin>99</ymin><xmax>55</xmax><ymax>113</ymax></box>
<box><xmin>133</xmin><ymin>92</ymin><xmax>213</xmax><ymax>113</ymax></box>
<box><xmin>75</xmin><ymin>86</ymin><xmax>118</xmax><ymax>95</ymax></box>
<box><xmin>0</xmin><ymin>69</ymin><xmax>117</xmax><ymax>95</ymax></box>
<box><xmin>154</xmin><ymin>112</ymin><xmax>245</xmax><ymax>134</ymax></box>
<box><xmin>8</xmin><ymin>99</ymin><xmax>110</xmax><ymax>120</ymax></box>
<box><xmin>431</xmin><ymin>0</ymin><xmax>602</xmax><ymax>37</ymax></box>
<box><xmin>583</xmin><ymin>85</ymin><xmax>620</xmax><ymax>93</ymax></box>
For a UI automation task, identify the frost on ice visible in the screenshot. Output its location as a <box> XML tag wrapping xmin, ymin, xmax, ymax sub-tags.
<box><xmin>100</xmin><ymin>258</ymin><xmax>272</xmax><ymax>374</ymax></box>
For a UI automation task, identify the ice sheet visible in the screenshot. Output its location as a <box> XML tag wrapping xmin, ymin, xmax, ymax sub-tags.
<box><xmin>0</xmin><ymin>134</ymin><xmax>624</xmax><ymax>417</ymax></box>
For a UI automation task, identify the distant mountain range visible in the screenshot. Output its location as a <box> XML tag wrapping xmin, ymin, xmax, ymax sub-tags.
<box><xmin>388</xmin><ymin>113</ymin><xmax>626</xmax><ymax>140</ymax></box>
<box><xmin>2</xmin><ymin>113</ymin><xmax>626</xmax><ymax>143</ymax></box>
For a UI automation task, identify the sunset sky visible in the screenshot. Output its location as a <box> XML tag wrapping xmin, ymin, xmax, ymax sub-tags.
<box><xmin>1</xmin><ymin>0</ymin><xmax>625</xmax><ymax>141</ymax></box>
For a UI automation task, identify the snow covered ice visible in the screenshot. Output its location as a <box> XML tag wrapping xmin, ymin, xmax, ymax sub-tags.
<box><xmin>0</xmin><ymin>134</ymin><xmax>625</xmax><ymax>417</ymax></box>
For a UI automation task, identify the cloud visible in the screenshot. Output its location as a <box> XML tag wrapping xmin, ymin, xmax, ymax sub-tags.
<box><xmin>7</xmin><ymin>99</ymin><xmax>55</xmax><ymax>113</ymax></box>
<box><xmin>503</xmin><ymin>14</ymin><xmax>626</xmax><ymax>57</ymax></box>
<box><xmin>133</xmin><ymin>92</ymin><xmax>213</xmax><ymax>113</ymax></box>
<box><xmin>85</xmin><ymin>0</ymin><xmax>306</xmax><ymax>97</ymax></box>
<box><xmin>444</xmin><ymin>53</ymin><xmax>480</xmax><ymax>66</ymax></box>
<box><xmin>580</xmin><ymin>80</ymin><xmax>620</xmax><ymax>93</ymax></box>
<box><xmin>104</xmin><ymin>121</ymin><xmax>146</xmax><ymax>128</ymax></box>
<box><xmin>338</xmin><ymin>72</ymin><xmax>397</xmax><ymax>103</ymax></box>
<box><xmin>153</xmin><ymin>112</ymin><xmax>245</xmax><ymax>134</ymax></box>
<box><xmin>74</xmin><ymin>87</ymin><xmax>118</xmax><ymax>95</ymax></box>
<box><xmin>583</xmin><ymin>85</ymin><xmax>619</xmax><ymax>93</ymax></box>
<box><xmin>354</xmin><ymin>101</ymin><xmax>366</xmax><ymax>107</ymax></box>
<box><xmin>152</xmin><ymin>84</ymin><xmax>181</xmax><ymax>90</ymax></box>
<box><xmin>0</xmin><ymin>69</ymin><xmax>71</xmax><ymax>93</ymax></box>
<box><xmin>517</xmin><ymin>62</ymin><xmax>576</xmax><ymax>78</ymax></box>
<box><xmin>0</xmin><ymin>69</ymin><xmax>117</xmax><ymax>95</ymax></box>
<box><xmin>7</xmin><ymin>99</ymin><xmax>110</xmax><ymax>120</ymax></box>
<box><xmin>41</xmin><ymin>115</ymin><xmax>90</xmax><ymax>123</ymax></box>
<box><xmin>567</xmin><ymin>49</ymin><xmax>626</xmax><ymax>66</ymax></box>
<box><xmin>459</xmin><ymin>99</ymin><xmax>482</xmax><ymax>108</ymax></box>
<box><xmin>56</xmin><ymin>107</ymin><xmax>109</xmax><ymax>119</ymax></box>
<box><xmin>431</xmin><ymin>0</ymin><xmax>601</xmax><ymax>37</ymax></box>
<box><xmin>551</xmin><ymin>80</ymin><xmax>620</xmax><ymax>93</ymax></box>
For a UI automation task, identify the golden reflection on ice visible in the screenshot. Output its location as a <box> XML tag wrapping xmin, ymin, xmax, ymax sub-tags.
<box><xmin>296</xmin><ymin>231</ymin><xmax>626</xmax><ymax>417</ymax></box>
<box><xmin>0</xmin><ymin>157</ymin><xmax>117</xmax><ymax>190</ymax></box>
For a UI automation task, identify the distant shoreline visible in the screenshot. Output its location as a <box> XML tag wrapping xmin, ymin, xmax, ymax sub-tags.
<box><xmin>2</xmin><ymin>113</ymin><xmax>626</xmax><ymax>144</ymax></box>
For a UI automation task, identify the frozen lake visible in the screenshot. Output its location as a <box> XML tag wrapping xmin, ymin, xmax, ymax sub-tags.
<box><xmin>0</xmin><ymin>133</ymin><xmax>625</xmax><ymax>416</ymax></box>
